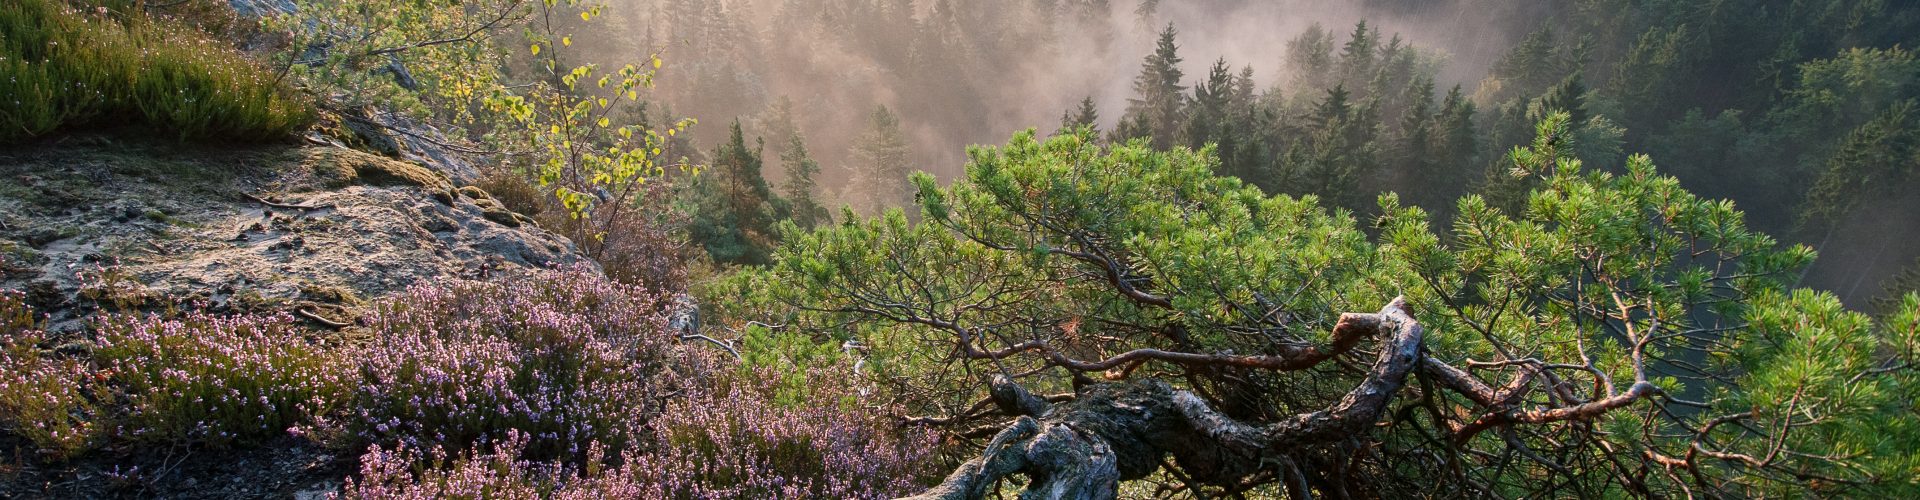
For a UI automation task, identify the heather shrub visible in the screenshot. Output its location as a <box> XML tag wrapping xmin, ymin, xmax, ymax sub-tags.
<box><xmin>339</xmin><ymin>366</ymin><xmax>943</xmax><ymax>500</ymax></box>
<box><xmin>628</xmin><ymin>365</ymin><xmax>944</xmax><ymax>498</ymax></box>
<box><xmin>92</xmin><ymin>310</ymin><xmax>352</xmax><ymax>447</ymax></box>
<box><xmin>0</xmin><ymin>290</ymin><xmax>346</xmax><ymax>457</ymax></box>
<box><xmin>0</xmin><ymin>292</ymin><xmax>106</xmax><ymax>460</ymax></box>
<box><xmin>348</xmin><ymin>267</ymin><xmax>684</xmax><ymax>462</ymax></box>
<box><xmin>0</xmin><ymin>0</ymin><xmax>311</xmax><ymax>143</ymax></box>
<box><xmin>339</xmin><ymin>431</ymin><xmax>651</xmax><ymax>500</ymax></box>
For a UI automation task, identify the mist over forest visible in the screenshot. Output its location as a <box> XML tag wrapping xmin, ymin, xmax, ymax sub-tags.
<box><xmin>3</xmin><ymin>0</ymin><xmax>1919</xmax><ymax>497</ymax></box>
<box><xmin>579</xmin><ymin>0</ymin><xmax>1918</xmax><ymax>307</ymax></box>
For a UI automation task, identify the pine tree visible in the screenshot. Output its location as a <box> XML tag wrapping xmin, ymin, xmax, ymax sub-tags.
<box><xmin>848</xmin><ymin>105</ymin><xmax>915</xmax><ymax>215</ymax></box>
<box><xmin>1183</xmin><ymin>58</ymin><xmax>1234</xmax><ymax>151</ymax></box>
<box><xmin>689</xmin><ymin>120</ymin><xmax>787</xmax><ymax>266</ymax></box>
<box><xmin>781</xmin><ymin>133</ymin><xmax>831</xmax><ymax>229</ymax></box>
<box><xmin>1395</xmin><ymin>75</ymin><xmax>1437</xmax><ymax>192</ymax></box>
<box><xmin>1060</xmin><ymin>96</ymin><xmax>1100</xmax><ymax>135</ymax></box>
<box><xmin>1285</xmin><ymin>23</ymin><xmax>1336</xmax><ymax>94</ymax></box>
<box><xmin>1338</xmin><ymin>20</ymin><xmax>1380</xmax><ymax>88</ymax></box>
<box><xmin>1113</xmin><ymin>24</ymin><xmax>1186</xmax><ymax>148</ymax></box>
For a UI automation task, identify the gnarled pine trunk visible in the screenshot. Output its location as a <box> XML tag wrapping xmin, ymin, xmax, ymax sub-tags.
<box><xmin>901</xmin><ymin>299</ymin><xmax>1424</xmax><ymax>500</ymax></box>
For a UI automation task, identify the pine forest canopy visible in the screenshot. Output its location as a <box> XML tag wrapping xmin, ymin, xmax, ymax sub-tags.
<box><xmin>720</xmin><ymin>115</ymin><xmax>1918</xmax><ymax>497</ymax></box>
<box><xmin>580</xmin><ymin>0</ymin><xmax>1920</xmax><ymax>308</ymax></box>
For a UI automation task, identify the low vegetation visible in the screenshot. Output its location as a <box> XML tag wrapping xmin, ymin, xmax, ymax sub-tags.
<box><xmin>0</xmin><ymin>268</ymin><xmax>936</xmax><ymax>498</ymax></box>
<box><xmin>0</xmin><ymin>0</ymin><xmax>310</xmax><ymax>143</ymax></box>
<box><xmin>347</xmin><ymin>268</ymin><xmax>682</xmax><ymax>462</ymax></box>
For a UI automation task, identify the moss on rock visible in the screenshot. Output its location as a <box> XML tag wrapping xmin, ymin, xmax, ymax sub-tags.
<box><xmin>303</xmin><ymin>148</ymin><xmax>451</xmax><ymax>192</ymax></box>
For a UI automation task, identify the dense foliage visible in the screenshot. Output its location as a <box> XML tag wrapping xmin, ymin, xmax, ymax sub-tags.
<box><xmin>722</xmin><ymin>120</ymin><xmax>1919</xmax><ymax>497</ymax></box>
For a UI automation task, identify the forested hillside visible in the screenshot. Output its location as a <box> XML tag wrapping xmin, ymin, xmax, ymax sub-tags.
<box><xmin>594</xmin><ymin>0</ymin><xmax>1920</xmax><ymax>307</ymax></box>
<box><xmin>0</xmin><ymin>0</ymin><xmax>1916</xmax><ymax>498</ymax></box>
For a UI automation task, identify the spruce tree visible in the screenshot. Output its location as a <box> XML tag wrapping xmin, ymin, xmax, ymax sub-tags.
<box><xmin>781</xmin><ymin>133</ymin><xmax>831</xmax><ymax>229</ymax></box>
<box><xmin>1338</xmin><ymin>20</ymin><xmax>1379</xmax><ymax>88</ymax></box>
<box><xmin>1396</xmin><ymin>75</ymin><xmax>1437</xmax><ymax>196</ymax></box>
<box><xmin>1182</xmin><ymin>58</ymin><xmax>1234</xmax><ymax>151</ymax></box>
<box><xmin>1285</xmin><ymin>23</ymin><xmax>1336</xmax><ymax>94</ymax></box>
<box><xmin>849</xmin><ymin>105</ymin><xmax>915</xmax><ymax>215</ymax></box>
<box><xmin>1060</xmin><ymin>96</ymin><xmax>1100</xmax><ymax>135</ymax></box>
<box><xmin>1114</xmin><ymin>24</ymin><xmax>1186</xmax><ymax>148</ymax></box>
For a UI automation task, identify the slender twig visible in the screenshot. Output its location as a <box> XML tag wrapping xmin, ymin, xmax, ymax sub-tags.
<box><xmin>677</xmin><ymin>333</ymin><xmax>741</xmax><ymax>361</ymax></box>
<box><xmin>297</xmin><ymin>307</ymin><xmax>352</xmax><ymax>329</ymax></box>
<box><xmin>243</xmin><ymin>193</ymin><xmax>333</xmax><ymax>211</ymax></box>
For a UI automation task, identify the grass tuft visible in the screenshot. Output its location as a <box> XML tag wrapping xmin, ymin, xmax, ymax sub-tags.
<box><xmin>0</xmin><ymin>0</ymin><xmax>312</xmax><ymax>143</ymax></box>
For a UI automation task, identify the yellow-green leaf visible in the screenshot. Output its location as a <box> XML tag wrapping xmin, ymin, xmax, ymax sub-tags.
<box><xmin>530</xmin><ymin>44</ymin><xmax>541</xmax><ymax>56</ymax></box>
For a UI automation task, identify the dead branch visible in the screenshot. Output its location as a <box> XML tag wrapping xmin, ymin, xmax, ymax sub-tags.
<box><xmin>296</xmin><ymin>307</ymin><xmax>352</xmax><ymax>329</ymax></box>
<box><xmin>677</xmin><ymin>333</ymin><xmax>742</xmax><ymax>361</ymax></box>
<box><xmin>243</xmin><ymin>193</ymin><xmax>334</xmax><ymax>211</ymax></box>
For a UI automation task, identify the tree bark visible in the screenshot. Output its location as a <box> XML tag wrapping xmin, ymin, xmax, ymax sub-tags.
<box><xmin>899</xmin><ymin>298</ymin><xmax>1424</xmax><ymax>499</ymax></box>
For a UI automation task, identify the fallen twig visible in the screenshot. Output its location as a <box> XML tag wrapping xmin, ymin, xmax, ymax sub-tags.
<box><xmin>243</xmin><ymin>193</ymin><xmax>334</xmax><ymax>211</ymax></box>
<box><xmin>296</xmin><ymin>307</ymin><xmax>352</xmax><ymax>329</ymax></box>
<box><xmin>677</xmin><ymin>333</ymin><xmax>742</xmax><ymax>361</ymax></box>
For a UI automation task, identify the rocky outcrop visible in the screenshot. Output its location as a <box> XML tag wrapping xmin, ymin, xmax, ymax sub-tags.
<box><xmin>0</xmin><ymin>138</ymin><xmax>586</xmax><ymax>333</ymax></box>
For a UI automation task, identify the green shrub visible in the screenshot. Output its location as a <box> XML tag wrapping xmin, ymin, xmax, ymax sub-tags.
<box><xmin>0</xmin><ymin>0</ymin><xmax>311</xmax><ymax>143</ymax></box>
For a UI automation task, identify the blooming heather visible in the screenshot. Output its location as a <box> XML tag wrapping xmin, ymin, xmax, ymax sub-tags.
<box><xmin>347</xmin><ymin>266</ymin><xmax>686</xmax><ymax>463</ymax></box>
<box><xmin>91</xmin><ymin>309</ymin><xmax>352</xmax><ymax>447</ymax></box>
<box><xmin>625</xmin><ymin>365</ymin><xmax>944</xmax><ymax>498</ymax></box>
<box><xmin>0</xmin><ymin>291</ymin><xmax>105</xmax><ymax>459</ymax></box>
<box><xmin>337</xmin><ymin>366</ymin><xmax>944</xmax><ymax>500</ymax></box>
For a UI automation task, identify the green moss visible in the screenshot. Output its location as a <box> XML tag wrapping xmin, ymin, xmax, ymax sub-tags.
<box><xmin>303</xmin><ymin>148</ymin><xmax>451</xmax><ymax>192</ymax></box>
<box><xmin>299</xmin><ymin>283</ymin><xmax>365</xmax><ymax>307</ymax></box>
<box><xmin>481</xmin><ymin>208</ymin><xmax>525</xmax><ymax>228</ymax></box>
<box><xmin>0</xmin><ymin>239</ymin><xmax>44</xmax><ymax>267</ymax></box>
<box><xmin>457</xmin><ymin>185</ymin><xmax>492</xmax><ymax>200</ymax></box>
